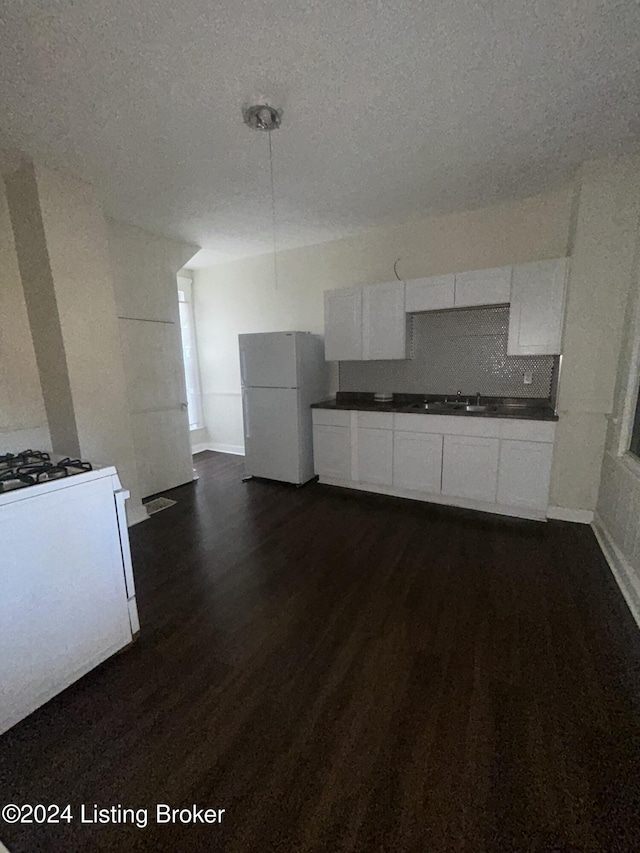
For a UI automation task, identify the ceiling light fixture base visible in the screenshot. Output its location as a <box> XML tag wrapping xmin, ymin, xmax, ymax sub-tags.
<box><xmin>242</xmin><ymin>104</ymin><xmax>282</xmax><ymax>132</ymax></box>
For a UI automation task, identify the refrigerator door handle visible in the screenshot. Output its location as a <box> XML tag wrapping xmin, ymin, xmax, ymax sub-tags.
<box><xmin>242</xmin><ymin>388</ymin><xmax>250</xmax><ymax>439</ymax></box>
<box><xmin>240</xmin><ymin>349</ymin><xmax>247</xmax><ymax>386</ymax></box>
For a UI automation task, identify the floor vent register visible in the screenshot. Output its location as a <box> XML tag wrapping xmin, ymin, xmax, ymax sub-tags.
<box><xmin>144</xmin><ymin>497</ymin><xmax>177</xmax><ymax>515</ymax></box>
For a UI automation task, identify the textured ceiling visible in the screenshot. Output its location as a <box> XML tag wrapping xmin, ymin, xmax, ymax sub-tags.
<box><xmin>1</xmin><ymin>0</ymin><xmax>639</xmax><ymax>266</ymax></box>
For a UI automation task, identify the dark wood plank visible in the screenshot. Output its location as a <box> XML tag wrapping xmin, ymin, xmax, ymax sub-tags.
<box><xmin>2</xmin><ymin>450</ymin><xmax>640</xmax><ymax>852</ymax></box>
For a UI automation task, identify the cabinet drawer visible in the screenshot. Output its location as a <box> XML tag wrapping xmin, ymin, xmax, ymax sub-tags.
<box><xmin>498</xmin><ymin>419</ymin><xmax>555</xmax><ymax>443</ymax></box>
<box><xmin>356</xmin><ymin>411</ymin><xmax>393</xmax><ymax>430</ymax></box>
<box><xmin>394</xmin><ymin>413</ymin><xmax>502</xmax><ymax>438</ymax></box>
<box><xmin>312</xmin><ymin>408</ymin><xmax>351</xmax><ymax>427</ymax></box>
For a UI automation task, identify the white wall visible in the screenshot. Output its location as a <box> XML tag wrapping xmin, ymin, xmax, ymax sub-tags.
<box><xmin>592</xmin><ymin>164</ymin><xmax>640</xmax><ymax>623</ymax></box>
<box><xmin>0</xmin><ymin>181</ymin><xmax>51</xmax><ymax>452</ymax></box>
<box><xmin>193</xmin><ymin>186</ymin><xmax>574</xmax><ymax>454</ymax></box>
<box><xmin>106</xmin><ymin>219</ymin><xmax>198</xmax><ymax>497</ymax></box>
<box><xmin>550</xmin><ymin>155</ymin><xmax>640</xmax><ymax>515</ymax></box>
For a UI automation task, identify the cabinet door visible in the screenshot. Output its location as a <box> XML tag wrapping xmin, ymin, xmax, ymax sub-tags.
<box><xmin>507</xmin><ymin>258</ymin><xmax>568</xmax><ymax>355</ymax></box>
<box><xmin>324</xmin><ymin>287</ymin><xmax>363</xmax><ymax>361</ymax></box>
<box><xmin>313</xmin><ymin>425</ymin><xmax>351</xmax><ymax>479</ymax></box>
<box><xmin>455</xmin><ymin>266</ymin><xmax>512</xmax><ymax>307</ymax></box>
<box><xmin>442</xmin><ymin>435</ymin><xmax>499</xmax><ymax>502</ymax></box>
<box><xmin>497</xmin><ymin>440</ymin><xmax>553</xmax><ymax>510</ymax></box>
<box><xmin>362</xmin><ymin>281</ymin><xmax>407</xmax><ymax>360</ymax></box>
<box><xmin>405</xmin><ymin>275</ymin><xmax>455</xmax><ymax>312</ymax></box>
<box><xmin>393</xmin><ymin>431</ymin><xmax>443</xmax><ymax>493</ymax></box>
<box><xmin>356</xmin><ymin>427</ymin><xmax>393</xmax><ymax>485</ymax></box>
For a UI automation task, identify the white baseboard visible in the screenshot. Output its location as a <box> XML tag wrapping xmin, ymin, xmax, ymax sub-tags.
<box><xmin>191</xmin><ymin>442</ymin><xmax>211</xmax><ymax>455</ymax></box>
<box><xmin>592</xmin><ymin>514</ymin><xmax>640</xmax><ymax>630</ymax></box>
<box><xmin>192</xmin><ymin>443</ymin><xmax>245</xmax><ymax>457</ymax></box>
<box><xmin>546</xmin><ymin>506</ymin><xmax>594</xmax><ymax>524</ymax></box>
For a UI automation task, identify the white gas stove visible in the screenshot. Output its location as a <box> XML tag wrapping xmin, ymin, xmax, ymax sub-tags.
<box><xmin>0</xmin><ymin>449</ymin><xmax>139</xmax><ymax>736</ymax></box>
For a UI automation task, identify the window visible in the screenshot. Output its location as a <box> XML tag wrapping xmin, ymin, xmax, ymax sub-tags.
<box><xmin>177</xmin><ymin>278</ymin><xmax>203</xmax><ymax>430</ymax></box>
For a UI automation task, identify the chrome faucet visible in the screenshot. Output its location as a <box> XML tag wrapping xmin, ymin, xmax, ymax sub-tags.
<box><xmin>445</xmin><ymin>389</ymin><xmax>470</xmax><ymax>405</ymax></box>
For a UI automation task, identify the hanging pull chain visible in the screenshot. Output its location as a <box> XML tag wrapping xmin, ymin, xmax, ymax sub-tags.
<box><xmin>268</xmin><ymin>129</ymin><xmax>278</xmax><ymax>291</ymax></box>
<box><xmin>242</xmin><ymin>102</ymin><xmax>282</xmax><ymax>291</ymax></box>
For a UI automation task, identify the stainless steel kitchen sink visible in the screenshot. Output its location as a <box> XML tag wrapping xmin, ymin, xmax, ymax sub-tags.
<box><xmin>410</xmin><ymin>401</ymin><xmax>496</xmax><ymax>413</ymax></box>
<box><xmin>410</xmin><ymin>401</ymin><xmax>466</xmax><ymax>411</ymax></box>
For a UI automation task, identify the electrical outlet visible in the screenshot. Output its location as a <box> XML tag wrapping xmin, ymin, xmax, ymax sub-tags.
<box><xmin>524</xmin><ymin>370</ymin><xmax>533</xmax><ymax>385</ymax></box>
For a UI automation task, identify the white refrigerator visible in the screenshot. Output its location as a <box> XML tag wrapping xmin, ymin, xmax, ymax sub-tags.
<box><xmin>239</xmin><ymin>332</ymin><xmax>330</xmax><ymax>485</ymax></box>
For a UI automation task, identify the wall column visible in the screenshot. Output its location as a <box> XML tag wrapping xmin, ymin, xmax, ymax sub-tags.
<box><xmin>4</xmin><ymin>159</ymin><xmax>146</xmax><ymax>525</ymax></box>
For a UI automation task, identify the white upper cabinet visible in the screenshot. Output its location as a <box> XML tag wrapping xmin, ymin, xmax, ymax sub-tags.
<box><xmin>507</xmin><ymin>258</ymin><xmax>568</xmax><ymax>356</ymax></box>
<box><xmin>405</xmin><ymin>275</ymin><xmax>455</xmax><ymax>312</ymax></box>
<box><xmin>454</xmin><ymin>266</ymin><xmax>512</xmax><ymax>307</ymax></box>
<box><xmin>324</xmin><ymin>286</ymin><xmax>363</xmax><ymax>361</ymax></box>
<box><xmin>362</xmin><ymin>281</ymin><xmax>407</xmax><ymax>360</ymax></box>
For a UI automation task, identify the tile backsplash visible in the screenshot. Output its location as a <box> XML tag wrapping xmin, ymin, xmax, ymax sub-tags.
<box><xmin>339</xmin><ymin>305</ymin><xmax>557</xmax><ymax>398</ymax></box>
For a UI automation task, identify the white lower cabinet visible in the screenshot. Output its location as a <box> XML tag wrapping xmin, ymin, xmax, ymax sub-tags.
<box><xmin>393</xmin><ymin>431</ymin><xmax>443</xmax><ymax>493</ymax></box>
<box><xmin>313</xmin><ymin>408</ymin><xmax>555</xmax><ymax>519</ymax></box>
<box><xmin>356</xmin><ymin>428</ymin><xmax>393</xmax><ymax>485</ymax></box>
<box><xmin>313</xmin><ymin>424</ymin><xmax>351</xmax><ymax>480</ymax></box>
<box><xmin>442</xmin><ymin>435</ymin><xmax>499</xmax><ymax>503</ymax></box>
<box><xmin>497</xmin><ymin>439</ymin><xmax>554</xmax><ymax>510</ymax></box>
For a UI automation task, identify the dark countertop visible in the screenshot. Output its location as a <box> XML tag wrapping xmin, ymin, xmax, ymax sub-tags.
<box><xmin>311</xmin><ymin>392</ymin><xmax>558</xmax><ymax>422</ymax></box>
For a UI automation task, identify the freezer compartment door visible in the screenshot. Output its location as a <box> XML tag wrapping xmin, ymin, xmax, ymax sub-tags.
<box><xmin>243</xmin><ymin>387</ymin><xmax>301</xmax><ymax>483</ymax></box>
<box><xmin>239</xmin><ymin>332</ymin><xmax>298</xmax><ymax>388</ymax></box>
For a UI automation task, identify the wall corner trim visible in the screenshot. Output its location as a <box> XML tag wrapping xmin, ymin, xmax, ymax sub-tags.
<box><xmin>592</xmin><ymin>515</ymin><xmax>640</xmax><ymax>630</ymax></box>
<box><xmin>547</xmin><ymin>506</ymin><xmax>594</xmax><ymax>524</ymax></box>
<box><xmin>126</xmin><ymin>504</ymin><xmax>149</xmax><ymax>527</ymax></box>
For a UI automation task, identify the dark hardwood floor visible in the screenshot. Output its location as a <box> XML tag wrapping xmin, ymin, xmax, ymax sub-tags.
<box><xmin>2</xmin><ymin>451</ymin><xmax>640</xmax><ymax>852</ymax></box>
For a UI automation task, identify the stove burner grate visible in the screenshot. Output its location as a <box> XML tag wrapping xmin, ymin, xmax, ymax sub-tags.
<box><xmin>0</xmin><ymin>451</ymin><xmax>93</xmax><ymax>493</ymax></box>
